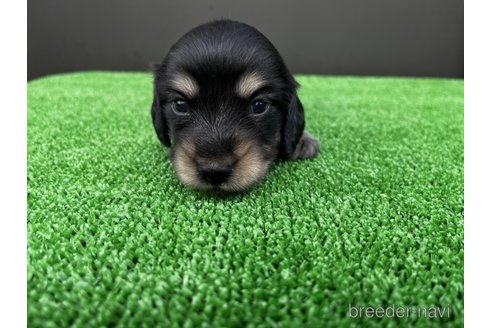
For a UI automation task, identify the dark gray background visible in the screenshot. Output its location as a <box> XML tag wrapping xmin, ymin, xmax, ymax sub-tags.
<box><xmin>28</xmin><ymin>0</ymin><xmax>463</xmax><ymax>81</ymax></box>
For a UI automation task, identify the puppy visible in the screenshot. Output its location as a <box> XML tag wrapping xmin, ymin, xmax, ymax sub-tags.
<box><xmin>151</xmin><ymin>20</ymin><xmax>319</xmax><ymax>193</ymax></box>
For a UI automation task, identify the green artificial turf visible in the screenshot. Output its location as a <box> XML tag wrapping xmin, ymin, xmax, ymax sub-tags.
<box><xmin>27</xmin><ymin>72</ymin><xmax>464</xmax><ymax>327</ymax></box>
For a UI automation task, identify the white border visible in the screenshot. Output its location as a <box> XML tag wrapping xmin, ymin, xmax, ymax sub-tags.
<box><xmin>464</xmin><ymin>1</ymin><xmax>492</xmax><ymax>327</ymax></box>
<box><xmin>0</xmin><ymin>0</ymin><xmax>27</xmax><ymax>326</ymax></box>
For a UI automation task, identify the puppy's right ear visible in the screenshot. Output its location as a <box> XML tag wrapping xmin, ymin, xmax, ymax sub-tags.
<box><xmin>151</xmin><ymin>93</ymin><xmax>171</xmax><ymax>147</ymax></box>
<box><xmin>279</xmin><ymin>94</ymin><xmax>320</xmax><ymax>160</ymax></box>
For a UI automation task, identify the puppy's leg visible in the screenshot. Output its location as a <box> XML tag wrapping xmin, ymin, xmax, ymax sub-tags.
<box><xmin>290</xmin><ymin>130</ymin><xmax>320</xmax><ymax>160</ymax></box>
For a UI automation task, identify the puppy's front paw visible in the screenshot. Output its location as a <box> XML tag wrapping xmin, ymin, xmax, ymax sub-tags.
<box><xmin>290</xmin><ymin>130</ymin><xmax>320</xmax><ymax>160</ymax></box>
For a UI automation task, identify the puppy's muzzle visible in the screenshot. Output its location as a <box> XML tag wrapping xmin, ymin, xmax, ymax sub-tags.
<box><xmin>174</xmin><ymin>134</ymin><xmax>269</xmax><ymax>192</ymax></box>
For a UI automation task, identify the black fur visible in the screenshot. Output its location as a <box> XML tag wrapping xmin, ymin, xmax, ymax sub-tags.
<box><xmin>150</xmin><ymin>96</ymin><xmax>170</xmax><ymax>146</ymax></box>
<box><xmin>151</xmin><ymin>20</ymin><xmax>319</xmax><ymax>192</ymax></box>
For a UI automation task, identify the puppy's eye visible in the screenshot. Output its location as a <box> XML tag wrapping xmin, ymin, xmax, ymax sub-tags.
<box><xmin>172</xmin><ymin>99</ymin><xmax>189</xmax><ymax>114</ymax></box>
<box><xmin>250</xmin><ymin>100</ymin><xmax>269</xmax><ymax>115</ymax></box>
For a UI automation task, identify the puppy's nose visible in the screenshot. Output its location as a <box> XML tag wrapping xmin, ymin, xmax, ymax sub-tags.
<box><xmin>198</xmin><ymin>165</ymin><xmax>232</xmax><ymax>185</ymax></box>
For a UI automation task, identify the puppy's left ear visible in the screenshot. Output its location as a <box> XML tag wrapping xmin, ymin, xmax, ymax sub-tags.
<box><xmin>280</xmin><ymin>94</ymin><xmax>320</xmax><ymax>160</ymax></box>
<box><xmin>151</xmin><ymin>94</ymin><xmax>171</xmax><ymax>147</ymax></box>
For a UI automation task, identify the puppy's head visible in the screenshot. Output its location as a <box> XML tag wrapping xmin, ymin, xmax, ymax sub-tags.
<box><xmin>151</xmin><ymin>20</ymin><xmax>312</xmax><ymax>193</ymax></box>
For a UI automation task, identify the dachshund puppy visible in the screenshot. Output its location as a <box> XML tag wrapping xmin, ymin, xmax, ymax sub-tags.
<box><xmin>151</xmin><ymin>20</ymin><xmax>319</xmax><ymax>193</ymax></box>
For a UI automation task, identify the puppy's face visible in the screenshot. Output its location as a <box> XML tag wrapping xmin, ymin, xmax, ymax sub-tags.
<box><xmin>151</xmin><ymin>20</ymin><xmax>319</xmax><ymax>193</ymax></box>
<box><xmin>163</xmin><ymin>70</ymin><xmax>282</xmax><ymax>192</ymax></box>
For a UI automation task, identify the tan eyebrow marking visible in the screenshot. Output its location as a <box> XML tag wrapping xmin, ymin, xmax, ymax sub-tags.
<box><xmin>236</xmin><ymin>71</ymin><xmax>266</xmax><ymax>98</ymax></box>
<box><xmin>169</xmin><ymin>73</ymin><xmax>199</xmax><ymax>98</ymax></box>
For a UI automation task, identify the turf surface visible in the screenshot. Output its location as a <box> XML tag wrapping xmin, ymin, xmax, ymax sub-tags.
<box><xmin>27</xmin><ymin>72</ymin><xmax>464</xmax><ymax>327</ymax></box>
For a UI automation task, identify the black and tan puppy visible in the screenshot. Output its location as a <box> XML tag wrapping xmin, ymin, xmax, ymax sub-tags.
<box><xmin>151</xmin><ymin>20</ymin><xmax>319</xmax><ymax>193</ymax></box>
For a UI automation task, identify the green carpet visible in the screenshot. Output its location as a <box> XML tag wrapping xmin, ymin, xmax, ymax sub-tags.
<box><xmin>27</xmin><ymin>72</ymin><xmax>464</xmax><ymax>327</ymax></box>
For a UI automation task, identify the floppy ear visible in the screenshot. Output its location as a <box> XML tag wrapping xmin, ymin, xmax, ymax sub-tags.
<box><xmin>280</xmin><ymin>94</ymin><xmax>305</xmax><ymax>159</ymax></box>
<box><xmin>279</xmin><ymin>94</ymin><xmax>320</xmax><ymax>160</ymax></box>
<box><xmin>150</xmin><ymin>93</ymin><xmax>171</xmax><ymax>147</ymax></box>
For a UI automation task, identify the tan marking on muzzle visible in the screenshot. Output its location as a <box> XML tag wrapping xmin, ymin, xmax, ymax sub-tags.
<box><xmin>173</xmin><ymin>141</ymin><xmax>211</xmax><ymax>191</ymax></box>
<box><xmin>234</xmin><ymin>140</ymin><xmax>254</xmax><ymax>158</ymax></box>
<box><xmin>221</xmin><ymin>140</ymin><xmax>271</xmax><ymax>192</ymax></box>
<box><xmin>236</xmin><ymin>71</ymin><xmax>266</xmax><ymax>98</ymax></box>
<box><xmin>170</xmin><ymin>73</ymin><xmax>199</xmax><ymax>98</ymax></box>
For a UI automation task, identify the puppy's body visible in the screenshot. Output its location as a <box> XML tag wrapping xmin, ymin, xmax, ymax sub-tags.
<box><xmin>152</xmin><ymin>20</ymin><xmax>319</xmax><ymax>192</ymax></box>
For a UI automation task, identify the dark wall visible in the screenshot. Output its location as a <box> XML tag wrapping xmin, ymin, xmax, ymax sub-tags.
<box><xmin>28</xmin><ymin>0</ymin><xmax>463</xmax><ymax>80</ymax></box>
